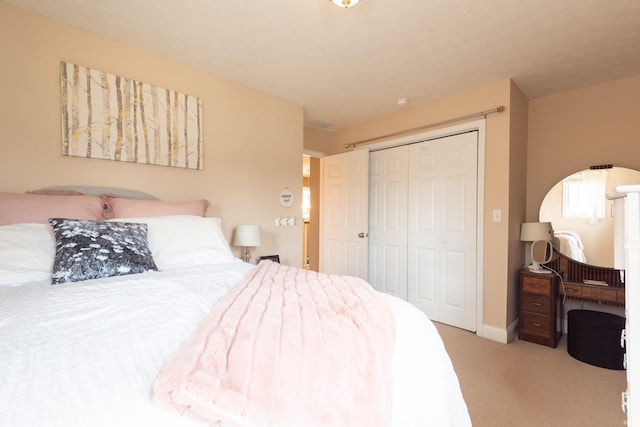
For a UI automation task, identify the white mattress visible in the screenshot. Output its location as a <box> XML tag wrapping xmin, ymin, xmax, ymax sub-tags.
<box><xmin>0</xmin><ymin>262</ymin><xmax>470</xmax><ymax>426</ymax></box>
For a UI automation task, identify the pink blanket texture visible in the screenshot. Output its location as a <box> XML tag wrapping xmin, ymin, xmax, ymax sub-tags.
<box><xmin>153</xmin><ymin>260</ymin><xmax>395</xmax><ymax>426</ymax></box>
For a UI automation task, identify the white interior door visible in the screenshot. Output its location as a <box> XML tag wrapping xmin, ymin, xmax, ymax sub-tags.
<box><xmin>407</xmin><ymin>132</ymin><xmax>477</xmax><ymax>331</ymax></box>
<box><xmin>320</xmin><ymin>149</ymin><xmax>369</xmax><ymax>279</ymax></box>
<box><xmin>368</xmin><ymin>146</ymin><xmax>408</xmax><ymax>299</ymax></box>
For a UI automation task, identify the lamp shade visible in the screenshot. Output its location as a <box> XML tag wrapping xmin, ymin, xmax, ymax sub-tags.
<box><xmin>520</xmin><ymin>222</ymin><xmax>553</xmax><ymax>242</ymax></box>
<box><xmin>233</xmin><ymin>225</ymin><xmax>262</xmax><ymax>247</ymax></box>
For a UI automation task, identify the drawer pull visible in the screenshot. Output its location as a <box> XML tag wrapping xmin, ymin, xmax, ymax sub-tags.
<box><xmin>566</xmin><ymin>288</ymin><xmax>578</xmax><ymax>293</ymax></box>
<box><xmin>530</xmin><ymin>302</ymin><xmax>543</xmax><ymax>307</ymax></box>
<box><xmin>531</xmin><ymin>322</ymin><xmax>543</xmax><ymax>328</ymax></box>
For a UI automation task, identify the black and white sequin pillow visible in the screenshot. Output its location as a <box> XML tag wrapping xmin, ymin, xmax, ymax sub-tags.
<box><xmin>49</xmin><ymin>218</ymin><xmax>158</xmax><ymax>284</ymax></box>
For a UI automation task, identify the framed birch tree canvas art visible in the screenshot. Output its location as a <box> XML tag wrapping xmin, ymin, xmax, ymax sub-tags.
<box><xmin>60</xmin><ymin>61</ymin><xmax>203</xmax><ymax>170</ymax></box>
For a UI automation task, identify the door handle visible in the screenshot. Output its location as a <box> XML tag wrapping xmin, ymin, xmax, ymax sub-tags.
<box><xmin>358</xmin><ymin>232</ymin><xmax>368</xmax><ymax>238</ymax></box>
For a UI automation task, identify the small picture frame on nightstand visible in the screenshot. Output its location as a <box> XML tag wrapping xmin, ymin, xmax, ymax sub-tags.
<box><xmin>259</xmin><ymin>255</ymin><xmax>280</xmax><ymax>263</ymax></box>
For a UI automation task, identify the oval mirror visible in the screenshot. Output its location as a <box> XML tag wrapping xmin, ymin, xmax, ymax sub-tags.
<box><xmin>539</xmin><ymin>167</ymin><xmax>640</xmax><ymax>268</ymax></box>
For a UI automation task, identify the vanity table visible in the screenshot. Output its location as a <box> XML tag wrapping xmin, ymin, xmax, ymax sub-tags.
<box><xmin>518</xmin><ymin>251</ymin><xmax>625</xmax><ymax>348</ymax></box>
<box><xmin>547</xmin><ymin>250</ymin><xmax>625</xmax><ymax>307</ymax></box>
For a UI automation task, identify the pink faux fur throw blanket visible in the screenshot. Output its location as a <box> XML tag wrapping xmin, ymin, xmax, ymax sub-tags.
<box><xmin>153</xmin><ymin>260</ymin><xmax>395</xmax><ymax>426</ymax></box>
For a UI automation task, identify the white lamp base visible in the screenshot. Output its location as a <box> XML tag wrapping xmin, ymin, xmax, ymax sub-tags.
<box><xmin>241</xmin><ymin>247</ymin><xmax>252</xmax><ymax>263</ymax></box>
<box><xmin>527</xmin><ymin>263</ymin><xmax>551</xmax><ymax>274</ymax></box>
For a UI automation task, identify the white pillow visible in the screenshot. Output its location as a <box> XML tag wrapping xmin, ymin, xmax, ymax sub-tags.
<box><xmin>108</xmin><ymin>215</ymin><xmax>237</xmax><ymax>269</ymax></box>
<box><xmin>0</xmin><ymin>223</ymin><xmax>55</xmax><ymax>285</ymax></box>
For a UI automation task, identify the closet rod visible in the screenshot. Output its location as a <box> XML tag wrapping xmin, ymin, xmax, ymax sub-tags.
<box><xmin>344</xmin><ymin>105</ymin><xmax>505</xmax><ymax>150</ymax></box>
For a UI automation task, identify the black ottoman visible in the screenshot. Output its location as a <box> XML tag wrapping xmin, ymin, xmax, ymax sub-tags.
<box><xmin>567</xmin><ymin>309</ymin><xmax>625</xmax><ymax>370</ymax></box>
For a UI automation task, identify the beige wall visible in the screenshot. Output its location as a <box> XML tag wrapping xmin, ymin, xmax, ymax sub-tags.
<box><xmin>506</xmin><ymin>81</ymin><xmax>530</xmax><ymax>329</ymax></box>
<box><xmin>303</xmin><ymin>127</ymin><xmax>330</xmax><ymax>155</ymax></box>
<box><xmin>527</xmin><ymin>74</ymin><xmax>640</xmax><ymax>221</ymax></box>
<box><xmin>311</xmin><ymin>80</ymin><xmax>519</xmax><ymax>337</ymax></box>
<box><xmin>0</xmin><ymin>3</ymin><xmax>304</xmax><ymax>266</ymax></box>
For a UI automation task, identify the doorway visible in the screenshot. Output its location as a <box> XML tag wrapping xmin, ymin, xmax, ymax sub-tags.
<box><xmin>302</xmin><ymin>155</ymin><xmax>321</xmax><ymax>271</ymax></box>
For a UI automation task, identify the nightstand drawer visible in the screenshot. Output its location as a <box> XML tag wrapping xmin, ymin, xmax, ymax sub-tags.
<box><xmin>521</xmin><ymin>293</ymin><xmax>550</xmax><ymax>314</ymax></box>
<box><xmin>519</xmin><ymin>269</ymin><xmax>559</xmax><ymax>348</ymax></box>
<box><xmin>522</xmin><ymin>276</ymin><xmax>551</xmax><ymax>296</ymax></box>
<box><xmin>520</xmin><ymin>312</ymin><xmax>552</xmax><ymax>337</ymax></box>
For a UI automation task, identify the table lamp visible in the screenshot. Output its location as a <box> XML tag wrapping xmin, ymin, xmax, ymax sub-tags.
<box><xmin>233</xmin><ymin>224</ymin><xmax>262</xmax><ymax>263</ymax></box>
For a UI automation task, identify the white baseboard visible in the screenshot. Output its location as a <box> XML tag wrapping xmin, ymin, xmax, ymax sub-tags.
<box><xmin>476</xmin><ymin>320</ymin><xmax>518</xmax><ymax>344</ymax></box>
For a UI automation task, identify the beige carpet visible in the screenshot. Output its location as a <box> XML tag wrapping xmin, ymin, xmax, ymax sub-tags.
<box><xmin>435</xmin><ymin>322</ymin><xmax>627</xmax><ymax>427</ymax></box>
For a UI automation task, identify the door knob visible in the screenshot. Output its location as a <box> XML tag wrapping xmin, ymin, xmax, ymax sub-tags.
<box><xmin>358</xmin><ymin>232</ymin><xmax>368</xmax><ymax>238</ymax></box>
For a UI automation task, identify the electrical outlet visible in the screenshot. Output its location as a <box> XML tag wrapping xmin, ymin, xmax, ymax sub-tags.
<box><xmin>492</xmin><ymin>209</ymin><xmax>502</xmax><ymax>222</ymax></box>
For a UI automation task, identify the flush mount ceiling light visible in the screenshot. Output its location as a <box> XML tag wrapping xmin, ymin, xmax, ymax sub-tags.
<box><xmin>330</xmin><ymin>0</ymin><xmax>360</xmax><ymax>8</ymax></box>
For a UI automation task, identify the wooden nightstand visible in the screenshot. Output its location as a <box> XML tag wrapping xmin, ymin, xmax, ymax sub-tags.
<box><xmin>519</xmin><ymin>269</ymin><xmax>561</xmax><ymax>348</ymax></box>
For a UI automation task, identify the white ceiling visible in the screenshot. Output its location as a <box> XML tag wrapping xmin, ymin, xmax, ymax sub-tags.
<box><xmin>6</xmin><ymin>0</ymin><xmax>640</xmax><ymax>131</ymax></box>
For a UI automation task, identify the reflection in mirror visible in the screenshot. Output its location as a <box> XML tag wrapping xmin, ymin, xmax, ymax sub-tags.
<box><xmin>540</xmin><ymin>167</ymin><xmax>640</xmax><ymax>268</ymax></box>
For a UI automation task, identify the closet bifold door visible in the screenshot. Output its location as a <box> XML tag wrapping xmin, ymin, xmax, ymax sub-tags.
<box><xmin>368</xmin><ymin>146</ymin><xmax>409</xmax><ymax>300</ymax></box>
<box><xmin>368</xmin><ymin>131</ymin><xmax>478</xmax><ymax>332</ymax></box>
<box><xmin>406</xmin><ymin>132</ymin><xmax>478</xmax><ymax>331</ymax></box>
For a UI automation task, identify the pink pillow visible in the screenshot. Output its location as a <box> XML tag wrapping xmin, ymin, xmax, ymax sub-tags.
<box><xmin>0</xmin><ymin>193</ymin><xmax>105</xmax><ymax>225</ymax></box>
<box><xmin>102</xmin><ymin>195</ymin><xmax>210</xmax><ymax>219</ymax></box>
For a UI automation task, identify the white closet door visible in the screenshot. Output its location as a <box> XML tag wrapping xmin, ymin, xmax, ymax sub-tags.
<box><xmin>368</xmin><ymin>146</ymin><xmax>409</xmax><ymax>299</ymax></box>
<box><xmin>408</xmin><ymin>131</ymin><xmax>478</xmax><ymax>331</ymax></box>
<box><xmin>321</xmin><ymin>149</ymin><xmax>370</xmax><ymax>279</ymax></box>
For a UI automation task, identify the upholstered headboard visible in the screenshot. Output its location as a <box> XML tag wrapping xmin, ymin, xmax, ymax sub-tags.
<box><xmin>34</xmin><ymin>186</ymin><xmax>158</xmax><ymax>200</ymax></box>
<box><xmin>1</xmin><ymin>187</ymin><xmax>210</xmax><ymax>226</ymax></box>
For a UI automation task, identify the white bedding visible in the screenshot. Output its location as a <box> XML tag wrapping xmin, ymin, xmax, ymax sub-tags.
<box><xmin>0</xmin><ymin>262</ymin><xmax>470</xmax><ymax>426</ymax></box>
<box><xmin>554</xmin><ymin>230</ymin><xmax>587</xmax><ymax>263</ymax></box>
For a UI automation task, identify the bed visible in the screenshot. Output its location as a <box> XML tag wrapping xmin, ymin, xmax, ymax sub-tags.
<box><xmin>0</xmin><ymin>190</ymin><xmax>470</xmax><ymax>426</ymax></box>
